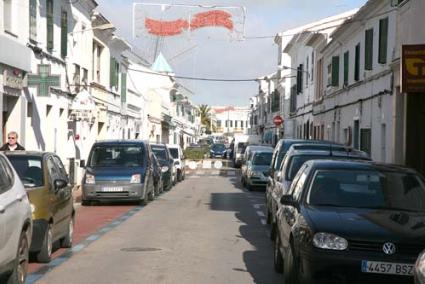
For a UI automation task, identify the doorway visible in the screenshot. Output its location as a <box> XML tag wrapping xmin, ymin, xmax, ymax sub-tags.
<box><xmin>405</xmin><ymin>93</ymin><xmax>425</xmax><ymax>175</ymax></box>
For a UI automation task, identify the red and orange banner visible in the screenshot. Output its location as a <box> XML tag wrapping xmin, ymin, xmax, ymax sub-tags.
<box><xmin>145</xmin><ymin>10</ymin><xmax>234</xmax><ymax>36</ymax></box>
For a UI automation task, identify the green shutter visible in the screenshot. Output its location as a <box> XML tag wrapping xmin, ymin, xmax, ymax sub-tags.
<box><xmin>29</xmin><ymin>0</ymin><xmax>37</xmax><ymax>41</ymax></box>
<box><xmin>332</xmin><ymin>56</ymin><xmax>340</xmax><ymax>87</ymax></box>
<box><xmin>120</xmin><ymin>73</ymin><xmax>127</xmax><ymax>103</ymax></box>
<box><xmin>355</xmin><ymin>43</ymin><xmax>360</xmax><ymax>81</ymax></box>
<box><xmin>61</xmin><ymin>10</ymin><xmax>68</xmax><ymax>58</ymax></box>
<box><xmin>344</xmin><ymin>51</ymin><xmax>349</xmax><ymax>86</ymax></box>
<box><xmin>110</xmin><ymin>57</ymin><xmax>116</xmax><ymax>88</ymax></box>
<box><xmin>46</xmin><ymin>0</ymin><xmax>53</xmax><ymax>51</ymax></box>
<box><xmin>365</xmin><ymin>28</ymin><xmax>374</xmax><ymax>70</ymax></box>
<box><xmin>378</xmin><ymin>18</ymin><xmax>388</xmax><ymax>64</ymax></box>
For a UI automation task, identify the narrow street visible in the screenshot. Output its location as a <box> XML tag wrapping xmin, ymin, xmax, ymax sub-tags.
<box><xmin>29</xmin><ymin>166</ymin><xmax>283</xmax><ymax>284</ymax></box>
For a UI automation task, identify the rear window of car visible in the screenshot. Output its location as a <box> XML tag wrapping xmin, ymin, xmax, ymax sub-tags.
<box><xmin>7</xmin><ymin>155</ymin><xmax>44</xmax><ymax>188</ymax></box>
<box><xmin>252</xmin><ymin>152</ymin><xmax>273</xmax><ymax>166</ymax></box>
<box><xmin>89</xmin><ymin>145</ymin><xmax>144</xmax><ymax>167</ymax></box>
<box><xmin>307</xmin><ymin>169</ymin><xmax>425</xmax><ymax>211</ymax></box>
<box><xmin>151</xmin><ymin>147</ymin><xmax>168</xmax><ymax>161</ymax></box>
<box><xmin>169</xmin><ymin>148</ymin><xmax>179</xmax><ymax>159</ymax></box>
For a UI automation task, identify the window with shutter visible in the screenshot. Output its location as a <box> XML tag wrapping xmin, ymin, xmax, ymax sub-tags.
<box><xmin>110</xmin><ymin>57</ymin><xmax>119</xmax><ymax>89</ymax></box>
<box><xmin>365</xmin><ymin>28</ymin><xmax>373</xmax><ymax>70</ymax></box>
<box><xmin>61</xmin><ymin>10</ymin><xmax>68</xmax><ymax>58</ymax></box>
<box><xmin>46</xmin><ymin>0</ymin><xmax>54</xmax><ymax>51</ymax></box>
<box><xmin>355</xmin><ymin>43</ymin><xmax>360</xmax><ymax>81</ymax></box>
<box><xmin>344</xmin><ymin>51</ymin><xmax>349</xmax><ymax>86</ymax></box>
<box><xmin>29</xmin><ymin>0</ymin><xmax>37</xmax><ymax>42</ymax></box>
<box><xmin>332</xmin><ymin>56</ymin><xmax>340</xmax><ymax>87</ymax></box>
<box><xmin>378</xmin><ymin>18</ymin><xmax>388</xmax><ymax>64</ymax></box>
<box><xmin>121</xmin><ymin>73</ymin><xmax>127</xmax><ymax>103</ymax></box>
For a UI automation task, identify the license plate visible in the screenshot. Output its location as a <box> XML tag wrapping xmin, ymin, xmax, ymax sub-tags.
<box><xmin>102</xmin><ymin>186</ymin><xmax>123</xmax><ymax>192</ymax></box>
<box><xmin>361</xmin><ymin>260</ymin><xmax>414</xmax><ymax>276</ymax></box>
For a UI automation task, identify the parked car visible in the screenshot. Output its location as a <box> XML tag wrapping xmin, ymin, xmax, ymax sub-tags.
<box><xmin>274</xmin><ymin>159</ymin><xmax>425</xmax><ymax>283</ymax></box>
<box><xmin>6</xmin><ymin>151</ymin><xmax>74</xmax><ymax>263</ymax></box>
<box><xmin>150</xmin><ymin>143</ymin><xmax>174</xmax><ymax>191</ymax></box>
<box><xmin>210</xmin><ymin>143</ymin><xmax>227</xmax><ymax>158</ymax></box>
<box><xmin>167</xmin><ymin>144</ymin><xmax>186</xmax><ymax>182</ymax></box>
<box><xmin>0</xmin><ymin>153</ymin><xmax>32</xmax><ymax>283</ymax></box>
<box><xmin>241</xmin><ymin>145</ymin><xmax>273</xmax><ymax>180</ymax></box>
<box><xmin>266</xmin><ymin>144</ymin><xmax>370</xmax><ymax>240</ymax></box>
<box><xmin>81</xmin><ymin>140</ymin><xmax>155</xmax><ymax>206</ymax></box>
<box><xmin>233</xmin><ymin>142</ymin><xmax>247</xmax><ymax>168</ymax></box>
<box><xmin>242</xmin><ymin>149</ymin><xmax>274</xmax><ymax>190</ymax></box>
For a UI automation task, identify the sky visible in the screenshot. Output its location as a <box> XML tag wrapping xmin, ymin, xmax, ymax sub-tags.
<box><xmin>98</xmin><ymin>0</ymin><xmax>368</xmax><ymax>107</ymax></box>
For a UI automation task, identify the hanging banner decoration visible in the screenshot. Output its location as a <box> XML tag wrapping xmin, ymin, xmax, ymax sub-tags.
<box><xmin>144</xmin><ymin>10</ymin><xmax>234</xmax><ymax>36</ymax></box>
<box><xmin>190</xmin><ymin>10</ymin><xmax>233</xmax><ymax>31</ymax></box>
<box><xmin>133</xmin><ymin>4</ymin><xmax>246</xmax><ymax>40</ymax></box>
<box><xmin>145</xmin><ymin>18</ymin><xmax>189</xmax><ymax>36</ymax></box>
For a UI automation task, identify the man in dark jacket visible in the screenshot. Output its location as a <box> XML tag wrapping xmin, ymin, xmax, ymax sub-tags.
<box><xmin>0</xmin><ymin>131</ymin><xmax>25</xmax><ymax>151</ymax></box>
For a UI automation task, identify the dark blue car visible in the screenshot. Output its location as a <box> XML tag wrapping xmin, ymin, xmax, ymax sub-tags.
<box><xmin>210</xmin><ymin>143</ymin><xmax>226</xmax><ymax>158</ymax></box>
<box><xmin>81</xmin><ymin>140</ymin><xmax>156</xmax><ymax>205</ymax></box>
<box><xmin>150</xmin><ymin>144</ymin><xmax>174</xmax><ymax>191</ymax></box>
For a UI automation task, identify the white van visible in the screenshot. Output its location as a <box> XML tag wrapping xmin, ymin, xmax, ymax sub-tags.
<box><xmin>167</xmin><ymin>144</ymin><xmax>186</xmax><ymax>182</ymax></box>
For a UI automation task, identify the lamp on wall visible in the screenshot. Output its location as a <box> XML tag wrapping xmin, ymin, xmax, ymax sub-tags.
<box><xmin>70</xmin><ymin>23</ymin><xmax>115</xmax><ymax>35</ymax></box>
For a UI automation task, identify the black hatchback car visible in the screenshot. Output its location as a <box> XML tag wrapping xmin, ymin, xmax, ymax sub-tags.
<box><xmin>150</xmin><ymin>144</ymin><xmax>174</xmax><ymax>191</ymax></box>
<box><xmin>274</xmin><ymin>160</ymin><xmax>425</xmax><ymax>283</ymax></box>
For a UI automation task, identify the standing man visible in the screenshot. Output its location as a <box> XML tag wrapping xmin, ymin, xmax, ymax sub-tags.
<box><xmin>0</xmin><ymin>131</ymin><xmax>25</xmax><ymax>151</ymax></box>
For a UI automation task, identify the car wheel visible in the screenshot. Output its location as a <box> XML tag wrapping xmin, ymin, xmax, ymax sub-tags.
<box><xmin>284</xmin><ymin>241</ymin><xmax>299</xmax><ymax>284</ymax></box>
<box><xmin>274</xmin><ymin>234</ymin><xmax>284</xmax><ymax>273</ymax></box>
<box><xmin>36</xmin><ymin>224</ymin><xmax>53</xmax><ymax>263</ymax></box>
<box><xmin>270</xmin><ymin>222</ymin><xmax>276</xmax><ymax>241</ymax></box>
<box><xmin>6</xmin><ymin>230</ymin><xmax>29</xmax><ymax>284</ymax></box>
<box><xmin>61</xmin><ymin>218</ymin><xmax>74</xmax><ymax>248</ymax></box>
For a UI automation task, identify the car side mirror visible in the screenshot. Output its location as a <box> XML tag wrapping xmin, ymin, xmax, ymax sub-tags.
<box><xmin>54</xmin><ymin>179</ymin><xmax>67</xmax><ymax>191</ymax></box>
<box><xmin>80</xmin><ymin>160</ymin><xmax>86</xmax><ymax>168</ymax></box>
<box><xmin>280</xmin><ymin>194</ymin><xmax>297</xmax><ymax>207</ymax></box>
<box><xmin>181</xmin><ymin>155</ymin><xmax>185</xmax><ymax>160</ymax></box>
<box><xmin>276</xmin><ymin>171</ymin><xmax>282</xmax><ymax>182</ymax></box>
<box><xmin>265</xmin><ymin>168</ymin><xmax>271</xmax><ymax>177</ymax></box>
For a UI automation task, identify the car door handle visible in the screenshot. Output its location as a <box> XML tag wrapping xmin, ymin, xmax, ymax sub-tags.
<box><xmin>16</xmin><ymin>194</ymin><xmax>25</xmax><ymax>202</ymax></box>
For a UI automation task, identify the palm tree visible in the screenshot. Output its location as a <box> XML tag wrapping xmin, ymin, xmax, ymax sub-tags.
<box><xmin>198</xmin><ymin>104</ymin><xmax>214</xmax><ymax>133</ymax></box>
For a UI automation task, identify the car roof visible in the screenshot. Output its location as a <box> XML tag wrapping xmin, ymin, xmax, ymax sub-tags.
<box><xmin>306</xmin><ymin>159</ymin><xmax>419</xmax><ymax>174</ymax></box>
<box><xmin>286</xmin><ymin>147</ymin><xmax>370</xmax><ymax>160</ymax></box>
<box><xmin>4</xmin><ymin>151</ymin><xmax>50</xmax><ymax>157</ymax></box>
<box><xmin>252</xmin><ymin>149</ymin><xmax>274</xmax><ymax>154</ymax></box>
<box><xmin>166</xmin><ymin>144</ymin><xmax>180</xmax><ymax>149</ymax></box>
<box><xmin>93</xmin><ymin>139</ymin><xmax>148</xmax><ymax>145</ymax></box>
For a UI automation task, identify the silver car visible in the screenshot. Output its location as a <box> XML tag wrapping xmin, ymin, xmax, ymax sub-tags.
<box><xmin>0</xmin><ymin>153</ymin><xmax>32</xmax><ymax>284</ymax></box>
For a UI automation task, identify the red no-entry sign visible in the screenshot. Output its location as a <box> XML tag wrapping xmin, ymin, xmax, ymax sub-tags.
<box><xmin>273</xmin><ymin>115</ymin><xmax>283</xmax><ymax>126</ymax></box>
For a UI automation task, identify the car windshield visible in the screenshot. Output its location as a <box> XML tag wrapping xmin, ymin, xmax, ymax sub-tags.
<box><xmin>89</xmin><ymin>145</ymin><xmax>144</xmax><ymax>167</ymax></box>
<box><xmin>252</xmin><ymin>152</ymin><xmax>273</xmax><ymax>166</ymax></box>
<box><xmin>152</xmin><ymin>147</ymin><xmax>168</xmax><ymax>161</ymax></box>
<box><xmin>237</xmin><ymin>143</ymin><xmax>247</xmax><ymax>153</ymax></box>
<box><xmin>307</xmin><ymin>170</ymin><xmax>425</xmax><ymax>211</ymax></box>
<box><xmin>7</xmin><ymin>155</ymin><xmax>44</xmax><ymax>188</ymax></box>
<box><xmin>212</xmin><ymin>144</ymin><xmax>226</xmax><ymax>151</ymax></box>
<box><xmin>169</xmin><ymin>148</ymin><xmax>179</xmax><ymax>159</ymax></box>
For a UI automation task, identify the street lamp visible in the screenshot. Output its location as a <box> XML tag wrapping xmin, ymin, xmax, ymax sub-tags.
<box><xmin>279</xmin><ymin>65</ymin><xmax>311</xmax><ymax>80</ymax></box>
<box><xmin>70</xmin><ymin>23</ymin><xmax>115</xmax><ymax>35</ymax></box>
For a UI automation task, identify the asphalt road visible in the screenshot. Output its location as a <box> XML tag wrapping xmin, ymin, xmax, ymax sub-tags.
<box><xmin>34</xmin><ymin>168</ymin><xmax>283</xmax><ymax>284</ymax></box>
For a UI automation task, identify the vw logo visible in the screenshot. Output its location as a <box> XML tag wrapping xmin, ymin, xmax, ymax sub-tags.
<box><xmin>382</xmin><ymin>242</ymin><xmax>396</xmax><ymax>255</ymax></box>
